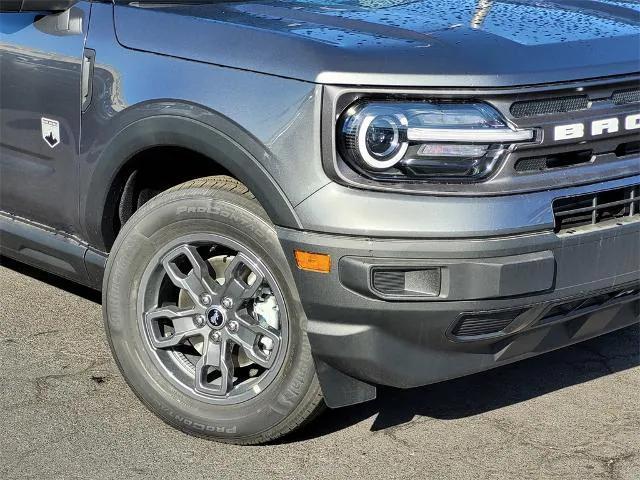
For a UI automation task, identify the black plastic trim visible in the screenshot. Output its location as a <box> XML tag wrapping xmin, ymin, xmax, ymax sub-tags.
<box><xmin>0</xmin><ymin>212</ymin><xmax>103</xmax><ymax>288</ymax></box>
<box><xmin>82</xmin><ymin>114</ymin><xmax>302</xmax><ymax>251</ymax></box>
<box><xmin>338</xmin><ymin>252</ymin><xmax>555</xmax><ymax>302</ymax></box>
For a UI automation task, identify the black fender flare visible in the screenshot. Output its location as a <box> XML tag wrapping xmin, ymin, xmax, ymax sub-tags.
<box><xmin>82</xmin><ymin>114</ymin><xmax>302</xmax><ymax>251</ymax></box>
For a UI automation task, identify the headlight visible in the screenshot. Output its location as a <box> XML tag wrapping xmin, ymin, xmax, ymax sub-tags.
<box><xmin>343</xmin><ymin>105</ymin><xmax>409</xmax><ymax>170</ymax></box>
<box><xmin>338</xmin><ymin>101</ymin><xmax>535</xmax><ymax>182</ymax></box>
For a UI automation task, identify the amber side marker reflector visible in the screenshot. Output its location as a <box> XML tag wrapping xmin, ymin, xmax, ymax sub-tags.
<box><xmin>294</xmin><ymin>250</ymin><xmax>331</xmax><ymax>273</ymax></box>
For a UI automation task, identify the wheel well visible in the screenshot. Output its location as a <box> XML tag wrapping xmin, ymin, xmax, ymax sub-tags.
<box><xmin>103</xmin><ymin>146</ymin><xmax>232</xmax><ymax>250</ymax></box>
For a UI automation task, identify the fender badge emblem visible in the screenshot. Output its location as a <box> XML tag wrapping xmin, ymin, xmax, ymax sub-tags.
<box><xmin>41</xmin><ymin>117</ymin><xmax>60</xmax><ymax>148</ymax></box>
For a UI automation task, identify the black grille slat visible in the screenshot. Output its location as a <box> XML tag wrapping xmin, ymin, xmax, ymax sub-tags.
<box><xmin>553</xmin><ymin>185</ymin><xmax>640</xmax><ymax>233</ymax></box>
<box><xmin>612</xmin><ymin>88</ymin><xmax>640</xmax><ymax>105</ymax></box>
<box><xmin>509</xmin><ymin>88</ymin><xmax>640</xmax><ymax>119</ymax></box>
<box><xmin>514</xmin><ymin>156</ymin><xmax>548</xmax><ymax>172</ymax></box>
<box><xmin>555</xmin><ymin>197</ymin><xmax>640</xmax><ymax>217</ymax></box>
<box><xmin>514</xmin><ymin>150</ymin><xmax>593</xmax><ymax>173</ymax></box>
<box><xmin>615</xmin><ymin>141</ymin><xmax>640</xmax><ymax>158</ymax></box>
<box><xmin>372</xmin><ymin>271</ymin><xmax>405</xmax><ymax>293</ymax></box>
<box><xmin>454</xmin><ymin>319</ymin><xmax>513</xmax><ymax>336</ymax></box>
<box><xmin>451</xmin><ymin>309</ymin><xmax>525</xmax><ymax>338</ymax></box>
<box><xmin>510</xmin><ymin>95</ymin><xmax>589</xmax><ymax>118</ymax></box>
<box><xmin>371</xmin><ymin>269</ymin><xmax>441</xmax><ymax>297</ymax></box>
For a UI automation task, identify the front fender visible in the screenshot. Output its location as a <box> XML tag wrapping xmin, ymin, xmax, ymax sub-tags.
<box><xmin>81</xmin><ymin>113</ymin><xmax>302</xmax><ymax>252</ymax></box>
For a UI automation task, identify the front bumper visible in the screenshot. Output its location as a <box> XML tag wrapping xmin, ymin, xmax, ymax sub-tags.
<box><xmin>277</xmin><ymin>180</ymin><xmax>640</xmax><ymax>405</ymax></box>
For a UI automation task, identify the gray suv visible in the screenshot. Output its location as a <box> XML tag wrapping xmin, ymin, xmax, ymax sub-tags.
<box><xmin>1</xmin><ymin>0</ymin><xmax>639</xmax><ymax>444</ymax></box>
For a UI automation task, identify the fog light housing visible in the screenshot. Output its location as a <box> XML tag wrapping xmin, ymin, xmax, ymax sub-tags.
<box><xmin>372</xmin><ymin>268</ymin><xmax>441</xmax><ymax>297</ymax></box>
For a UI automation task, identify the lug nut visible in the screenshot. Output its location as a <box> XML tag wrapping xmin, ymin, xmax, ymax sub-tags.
<box><xmin>200</xmin><ymin>293</ymin><xmax>212</xmax><ymax>306</ymax></box>
<box><xmin>228</xmin><ymin>321</ymin><xmax>239</xmax><ymax>333</ymax></box>
<box><xmin>193</xmin><ymin>314</ymin><xmax>206</xmax><ymax>328</ymax></box>
<box><xmin>221</xmin><ymin>297</ymin><xmax>233</xmax><ymax>309</ymax></box>
<box><xmin>210</xmin><ymin>331</ymin><xmax>221</xmax><ymax>343</ymax></box>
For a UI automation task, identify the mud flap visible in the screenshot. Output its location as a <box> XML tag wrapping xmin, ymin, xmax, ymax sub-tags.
<box><xmin>313</xmin><ymin>357</ymin><xmax>377</xmax><ymax>408</ymax></box>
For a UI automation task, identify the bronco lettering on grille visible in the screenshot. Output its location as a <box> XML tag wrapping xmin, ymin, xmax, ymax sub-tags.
<box><xmin>554</xmin><ymin>113</ymin><xmax>640</xmax><ymax>141</ymax></box>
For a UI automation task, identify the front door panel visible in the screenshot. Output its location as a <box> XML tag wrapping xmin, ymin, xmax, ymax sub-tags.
<box><xmin>0</xmin><ymin>4</ymin><xmax>90</xmax><ymax>232</ymax></box>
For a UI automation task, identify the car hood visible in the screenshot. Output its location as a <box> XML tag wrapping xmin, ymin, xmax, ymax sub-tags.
<box><xmin>114</xmin><ymin>0</ymin><xmax>640</xmax><ymax>87</ymax></box>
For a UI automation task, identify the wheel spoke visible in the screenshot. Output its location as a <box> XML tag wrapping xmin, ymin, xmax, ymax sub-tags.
<box><xmin>161</xmin><ymin>245</ymin><xmax>218</xmax><ymax>305</ymax></box>
<box><xmin>144</xmin><ymin>305</ymin><xmax>202</xmax><ymax>348</ymax></box>
<box><xmin>229</xmin><ymin>312</ymin><xmax>280</xmax><ymax>368</ymax></box>
<box><xmin>195</xmin><ymin>334</ymin><xmax>234</xmax><ymax>396</ymax></box>
<box><xmin>221</xmin><ymin>253</ymin><xmax>265</xmax><ymax>302</ymax></box>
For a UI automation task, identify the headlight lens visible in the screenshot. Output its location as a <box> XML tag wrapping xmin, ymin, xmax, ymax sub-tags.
<box><xmin>343</xmin><ymin>105</ymin><xmax>409</xmax><ymax>170</ymax></box>
<box><xmin>338</xmin><ymin>101</ymin><xmax>535</xmax><ymax>182</ymax></box>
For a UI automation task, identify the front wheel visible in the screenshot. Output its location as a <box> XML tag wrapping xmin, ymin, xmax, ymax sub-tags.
<box><xmin>103</xmin><ymin>176</ymin><xmax>324</xmax><ymax>444</ymax></box>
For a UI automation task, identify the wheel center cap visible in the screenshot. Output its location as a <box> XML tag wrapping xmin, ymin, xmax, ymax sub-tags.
<box><xmin>206</xmin><ymin>307</ymin><xmax>226</xmax><ymax>329</ymax></box>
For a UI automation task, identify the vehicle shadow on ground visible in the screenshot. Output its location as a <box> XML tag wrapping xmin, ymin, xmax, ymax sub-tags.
<box><xmin>0</xmin><ymin>256</ymin><xmax>101</xmax><ymax>303</ymax></box>
<box><xmin>286</xmin><ymin>322</ymin><xmax>639</xmax><ymax>442</ymax></box>
<box><xmin>2</xmin><ymin>256</ymin><xmax>638</xmax><ymax>442</ymax></box>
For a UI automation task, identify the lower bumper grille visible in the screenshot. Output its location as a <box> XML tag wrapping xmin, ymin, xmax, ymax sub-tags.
<box><xmin>451</xmin><ymin>309</ymin><xmax>526</xmax><ymax>340</ymax></box>
<box><xmin>449</xmin><ymin>284</ymin><xmax>640</xmax><ymax>341</ymax></box>
<box><xmin>553</xmin><ymin>184</ymin><xmax>640</xmax><ymax>233</ymax></box>
<box><xmin>540</xmin><ymin>285</ymin><xmax>640</xmax><ymax>326</ymax></box>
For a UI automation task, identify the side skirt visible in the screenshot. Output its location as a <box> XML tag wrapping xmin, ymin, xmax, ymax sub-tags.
<box><xmin>0</xmin><ymin>212</ymin><xmax>106</xmax><ymax>290</ymax></box>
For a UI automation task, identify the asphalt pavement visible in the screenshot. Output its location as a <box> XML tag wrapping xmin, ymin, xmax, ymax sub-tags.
<box><xmin>1</xmin><ymin>257</ymin><xmax>638</xmax><ymax>480</ymax></box>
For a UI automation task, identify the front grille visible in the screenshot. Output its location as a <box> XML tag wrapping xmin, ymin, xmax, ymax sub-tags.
<box><xmin>615</xmin><ymin>141</ymin><xmax>640</xmax><ymax>158</ymax></box>
<box><xmin>514</xmin><ymin>140</ymin><xmax>639</xmax><ymax>174</ymax></box>
<box><xmin>552</xmin><ymin>185</ymin><xmax>640</xmax><ymax>233</ymax></box>
<box><xmin>510</xmin><ymin>87</ymin><xmax>640</xmax><ymax>118</ymax></box>
<box><xmin>514</xmin><ymin>149</ymin><xmax>593</xmax><ymax>172</ymax></box>
<box><xmin>612</xmin><ymin>88</ymin><xmax>640</xmax><ymax>105</ymax></box>
<box><xmin>510</xmin><ymin>95</ymin><xmax>589</xmax><ymax>118</ymax></box>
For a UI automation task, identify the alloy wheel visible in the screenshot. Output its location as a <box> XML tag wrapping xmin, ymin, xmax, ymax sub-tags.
<box><xmin>137</xmin><ymin>233</ymin><xmax>288</xmax><ymax>405</ymax></box>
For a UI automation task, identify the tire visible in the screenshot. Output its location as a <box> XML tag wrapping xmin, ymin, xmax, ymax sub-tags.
<box><xmin>103</xmin><ymin>176</ymin><xmax>324</xmax><ymax>444</ymax></box>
